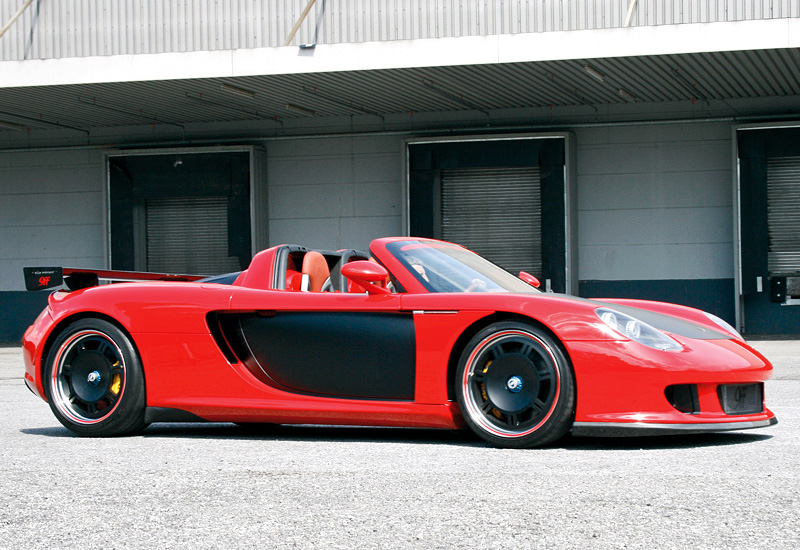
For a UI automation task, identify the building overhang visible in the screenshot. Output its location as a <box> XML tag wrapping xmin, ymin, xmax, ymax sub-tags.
<box><xmin>3</xmin><ymin>18</ymin><xmax>798</xmax><ymax>87</ymax></box>
<box><xmin>0</xmin><ymin>18</ymin><xmax>798</xmax><ymax>148</ymax></box>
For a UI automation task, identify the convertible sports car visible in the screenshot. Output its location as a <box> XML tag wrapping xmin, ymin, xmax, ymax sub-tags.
<box><xmin>22</xmin><ymin>237</ymin><xmax>776</xmax><ymax>448</ymax></box>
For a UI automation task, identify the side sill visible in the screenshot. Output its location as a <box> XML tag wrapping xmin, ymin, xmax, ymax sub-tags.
<box><xmin>571</xmin><ymin>417</ymin><xmax>778</xmax><ymax>438</ymax></box>
<box><xmin>144</xmin><ymin>407</ymin><xmax>209</xmax><ymax>424</ymax></box>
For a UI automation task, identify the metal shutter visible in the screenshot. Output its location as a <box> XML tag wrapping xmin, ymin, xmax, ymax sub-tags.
<box><xmin>146</xmin><ymin>197</ymin><xmax>241</xmax><ymax>275</ymax></box>
<box><xmin>767</xmin><ymin>157</ymin><xmax>800</xmax><ymax>275</ymax></box>
<box><xmin>440</xmin><ymin>166</ymin><xmax>541</xmax><ymax>276</ymax></box>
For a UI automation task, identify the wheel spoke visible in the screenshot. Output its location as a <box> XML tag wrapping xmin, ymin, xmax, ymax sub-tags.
<box><xmin>536</xmin><ymin>369</ymin><xmax>552</xmax><ymax>382</ymax></box>
<box><xmin>520</xmin><ymin>342</ymin><xmax>535</xmax><ymax>358</ymax></box>
<box><xmin>97</xmin><ymin>340</ymin><xmax>115</xmax><ymax>361</ymax></box>
<box><xmin>488</xmin><ymin>344</ymin><xmax>504</xmax><ymax>360</ymax></box>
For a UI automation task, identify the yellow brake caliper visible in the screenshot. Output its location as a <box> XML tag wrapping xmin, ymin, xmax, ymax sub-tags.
<box><xmin>110</xmin><ymin>361</ymin><xmax>122</xmax><ymax>395</ymax></box>
<box><xmin>479</xmin><ymin>360</ymin><xmax>503</xmax><ymax>419</ymax></box>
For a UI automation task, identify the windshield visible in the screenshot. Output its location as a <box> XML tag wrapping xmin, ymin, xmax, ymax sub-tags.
<box><xmin>386</xmin><ymin>240</ymin><xmax>539</xmax><ymax>294</ymax></box>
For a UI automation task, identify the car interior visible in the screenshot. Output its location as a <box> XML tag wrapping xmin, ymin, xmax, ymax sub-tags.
<box><xmin>274</xmin><ymin>246</ymin><xmax>372</xmax><ymax>292</ymax></box>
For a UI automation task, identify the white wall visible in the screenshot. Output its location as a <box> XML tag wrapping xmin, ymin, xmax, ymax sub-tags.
<box><xmin>266</xmin><ymin>135</ymin><xmax>403</xmax><ymax>252</ymax></box>
<box><xmin>576</xmin><ymin>121</ymin><xmax>733</xmax><ymax>281</ymax></box>
<box><xmin>0</xmin><ymin>149</ymin><xmax>106</xmax><ymax>291</ymax></box>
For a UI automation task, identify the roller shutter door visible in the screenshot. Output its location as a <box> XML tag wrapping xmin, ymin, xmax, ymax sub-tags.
<box><xmin>146</xmin><ymin>197</ymin><xmax>241</xmax><ymax>275</ymax></box>
<box><xmin>440</xmin><ymin>166</ymin><xmax>541</xmax><ymax>276</ymax></box>
<box><xmin>767</xmin><ymin>157</ymin><xmax>800</xmax><ymax>275</ymax></box>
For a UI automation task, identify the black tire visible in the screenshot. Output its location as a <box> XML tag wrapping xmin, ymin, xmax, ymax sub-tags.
<box><xmin>455</xmin><ymin>321</ymin><xmax>575</xmax><ymax>448</ymax></box>
<box><xmin>43</xmin><ymin>319</ymin><xmax>147</xmax><ymax>436</ymax></box>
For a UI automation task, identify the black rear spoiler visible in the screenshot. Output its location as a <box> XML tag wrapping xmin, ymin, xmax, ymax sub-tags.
<box><xmin>23</xmin><ymin>267</ymin><xmax>205</xmax><ymax>291</ymax></box>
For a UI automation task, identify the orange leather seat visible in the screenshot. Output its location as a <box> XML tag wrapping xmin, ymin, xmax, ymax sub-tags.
<box><xmin>301</xmin><ymin>251</ymin><xmax>330</xmax><ymax>292</ymax></box>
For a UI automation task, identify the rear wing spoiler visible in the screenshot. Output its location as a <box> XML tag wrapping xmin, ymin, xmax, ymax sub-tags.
<box><xmin>23</xmin><ymin>267</ymin><xmax>205</xmax><ymax>292</ymax></box>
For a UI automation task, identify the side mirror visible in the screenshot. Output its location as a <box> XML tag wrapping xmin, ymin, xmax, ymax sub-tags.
<box><xmin>341</xmin><ymin>261</ymin><xmax>391</xmax><ymax>295</ymax></box>
<box><xmin>519</xmin><ymin>271</ymin><xmax>541</xmax><ymax>288</ymax></box>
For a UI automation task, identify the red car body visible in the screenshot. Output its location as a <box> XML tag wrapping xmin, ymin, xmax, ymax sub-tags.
<box><xmin>22</xmin><ymin>237</ymin><xmax>776</xmax><ymax>448</ymax></box>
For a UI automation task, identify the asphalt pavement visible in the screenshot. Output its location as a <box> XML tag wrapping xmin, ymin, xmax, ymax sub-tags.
<box><xmin>1</xmin><ymin>341</ymin><xmax>798</xmax><ymax>549</ymax></box>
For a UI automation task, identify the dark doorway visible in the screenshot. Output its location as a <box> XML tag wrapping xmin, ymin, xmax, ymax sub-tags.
<box><xmin>738</xmin><ymin>127</ymin><xmax>800</xmax><ymax>335</ymax></box>
<box><xmin>109</xmin><ymin>151</ymin><xmax>251</xmax><ymax>275</ymax></box>
<box><xmin>408</xmin><ymin>137</ymin><xmax>567</xmax><ymax>292</ymax></box>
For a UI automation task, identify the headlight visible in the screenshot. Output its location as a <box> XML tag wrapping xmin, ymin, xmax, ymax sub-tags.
<box><xmin>597</xmin><ymin>308</ymin><xmax>683</xmax><ymax>351</ymax></box>
<box><xmin>704</xmin><ymin>311</ymin><xmax>744</xmax><ymax>341</ymax></box>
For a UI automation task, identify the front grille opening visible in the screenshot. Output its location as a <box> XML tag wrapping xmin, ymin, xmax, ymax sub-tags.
<box><xmin>665</xmin><ymin>384</ymin><xmax>700</xmax><ymax>414</ymax></box>
<box><xmin>718</xmin><ymin>383</ymin><xmax>764</xmax><ymax>415</ymax></box>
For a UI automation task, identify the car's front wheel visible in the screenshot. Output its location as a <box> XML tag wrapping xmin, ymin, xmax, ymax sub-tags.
<box><xmin>455</xmin><ymin>321</ymin><xmax>575</xmax><ymax>448</ymax></box>
<box><xmin>44</xmin><ymin>319</ymin><xmax>147</xmax><ymax>436</ymax></box>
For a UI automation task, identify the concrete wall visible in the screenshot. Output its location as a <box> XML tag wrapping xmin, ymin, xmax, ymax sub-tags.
<box><xmin>0</xmin><ymin>148</ymin><xmax>106</xmax><ymax>292</ymax></box>
<box><xmin>576</xmin><ymin>121</ymin><xmax>733</xmax><ymax>282</ymax></box>
<box><xmin>0</xmin><ymin>148</ymin><xmax>106</xmax><ymax>342</ymax></box>
<box><xmin>575</xmin><ymin>121</ymin><xmax>736</xmax><ymax>321</ymax></box>
<box><xmin>0</xmin><ymin>124</ymin><xmax>737</xmax><ymax>281</ymax></box>
<box><xmin>267</xmin><ymin>135</ymin><xmax>403</xmax><ymax>252</ymax></box>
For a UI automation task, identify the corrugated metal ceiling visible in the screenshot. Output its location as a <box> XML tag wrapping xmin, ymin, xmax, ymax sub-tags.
<box><xmin>0</xmin><ymin>48</ymin><xmax>799</xmax><ymax>134</ymax></box>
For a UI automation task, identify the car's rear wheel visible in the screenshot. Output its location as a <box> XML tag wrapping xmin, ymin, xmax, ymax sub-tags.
<box><xmin>44</xmin><ymin>319</ymin><xmax>147</xmax><ymax>436</ymax></box>
<box><xmin>455</xmin><ymin>321</ymin><xmax>575</xmax><ymax>448</ymax></box>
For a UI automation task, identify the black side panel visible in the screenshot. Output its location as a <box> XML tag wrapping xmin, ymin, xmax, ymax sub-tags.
<box><xmin>239</xmin><ymin>312</ymin><xmax>416</xmax><ymax>400</ymax></box>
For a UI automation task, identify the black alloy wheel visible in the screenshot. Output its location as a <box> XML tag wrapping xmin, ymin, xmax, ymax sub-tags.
<box><xmin>455</xmin><ymin>321</ymin><xmax>575</xmax><ymax>448</ymax></box>
<box><xmin>44</xmin><ymin>319</ymin><xmax>147</xmax><ymax>436</ymax></box>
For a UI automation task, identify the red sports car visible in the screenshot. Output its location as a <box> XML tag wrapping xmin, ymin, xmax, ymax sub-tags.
<box><xmin>22</xmin><ymin>237</ymin><xmax>776</xmax><ymax>448</ymax></box>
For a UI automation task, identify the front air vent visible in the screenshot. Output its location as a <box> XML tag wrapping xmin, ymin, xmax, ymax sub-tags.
<box><xmin>718</xmin><ymin>383</ymin><xmax>764</xmax><ymax>415</ymax></box>
<box><xmin>665</xmin><ymin>384</ymin><xmax>700</xmax><ymax>415</ymax></box>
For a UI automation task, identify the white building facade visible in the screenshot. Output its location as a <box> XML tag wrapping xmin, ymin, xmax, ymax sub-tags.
<box><xmin>1</xmin><ymin>1</ymin><xmax>799</xmax><ymax>341</ymax></box>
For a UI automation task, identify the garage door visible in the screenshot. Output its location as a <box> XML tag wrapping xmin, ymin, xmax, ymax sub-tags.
<box><xmin>767</xmin><ymin>156</ymin><xmax>800</xmax><ymax>275</ymax></box>
<box><xmin>440</xmin><ymin>166</ymin><xmax>541</xmax><ymax>277</ymax></box>
<box><xmin>146</xmin><ymin>196</ymin><xmax>241</xmax><ymax>275</ymax></box>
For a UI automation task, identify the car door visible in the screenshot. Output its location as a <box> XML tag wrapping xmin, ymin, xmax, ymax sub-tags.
<box><xmin>228</xmin><ymin>290</ymin><xmax>416</xmax><ymax>400</ymax></box>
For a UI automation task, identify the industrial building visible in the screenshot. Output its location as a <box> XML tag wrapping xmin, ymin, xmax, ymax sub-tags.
<box><xmin>1</xmin><ymin>1</ymin><xmax>799</xmax><ymax>341</ymax></box>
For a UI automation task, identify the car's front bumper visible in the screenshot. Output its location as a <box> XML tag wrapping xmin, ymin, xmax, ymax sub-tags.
<box><xmin>563</xmin><ymin>335</ymin><xmax>778</xmax><ymax>437</ymax></box>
